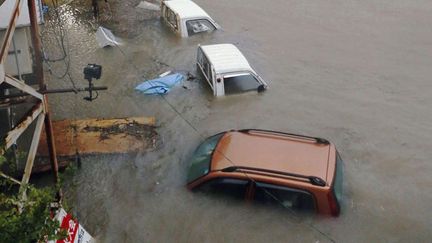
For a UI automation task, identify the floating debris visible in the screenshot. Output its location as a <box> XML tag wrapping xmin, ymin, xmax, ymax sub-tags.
<box><xmin>135</xmin><ymin>73</ymin><xmax>184</xmax><ymax>95</ymax></box>
<box><xmin>136</xmin><ymin>1</ymin><xmax>160</xmax><ymax>11</ymax></box>
<box><xmin>95</xmin><ymin>26</ymin><xmax>120</xmax><ymax>48</ymax></box>
<box><xmin>159</xmin><ymin>70</ymin><xmax>172</xmax><ymax>77</ymax></box>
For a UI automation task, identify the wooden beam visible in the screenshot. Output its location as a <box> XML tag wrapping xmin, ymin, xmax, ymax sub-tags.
<box><xmin>2</xmin><ymin>102</ymin><xmax>43</xmax><ymax>154</ymax></box>
<box><xmin>4</xmin><ymin>75</ymin><xmax>44</xmax><ymax>100</ymax></box>
<box><xmin>0</xmin><ymin>171</ymin><xmax>21</xmax><ymax>185</ymax></box>
<box><xmin>0</xmin><ymin>96</ymin><xmax>29</xmax><ymax>108</ymax></box>
<box><xmin>20</xmin><ymin>113</ymin><xmax>45</xmax><ymax>186</ymax></box>
<box><xmin>0</xmin><ymin>0</ymin><xmax>22</xmax><ymax>64</ymax></box>
<box><xmin>0</xmin><ymin>64</ymin><xmax>4</xmax><ymax>84</ymax></box>
<box><xmin>0</xmin><ymin>96</ymin><xmax>38</xmax><ymax>109</ymax></box>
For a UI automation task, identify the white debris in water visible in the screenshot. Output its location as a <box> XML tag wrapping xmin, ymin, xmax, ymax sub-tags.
<box><xmin>96</xmin><ymin>26</ymin><xmax>120</xmax><ymax>48</ymax></box>
<box><xmin>136</xmin><ymin>1</ymin><xmax>160</xmax><ymax>11</ymax></box>
<box><xmin>159</xmin><ymin>71</ymin><xmax>172</xmax><ymax>77</ymax></box>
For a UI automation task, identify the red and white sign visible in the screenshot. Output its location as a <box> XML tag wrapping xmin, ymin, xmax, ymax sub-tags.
<box><xmin>48</xmin><ymin>209</ymin><xmax>94</xmax><ymax>243</ymax></box>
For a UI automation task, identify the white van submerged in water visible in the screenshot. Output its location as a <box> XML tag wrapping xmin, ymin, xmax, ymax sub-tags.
<box><xmin>161</xmin><ymin>0</ymin><xmax>220</xmax><ymax>37</ymax></box>
<box><xmin>197</xmin><ymin>44</ymin><xmax>268</xmax><ymax>97</ymax></box>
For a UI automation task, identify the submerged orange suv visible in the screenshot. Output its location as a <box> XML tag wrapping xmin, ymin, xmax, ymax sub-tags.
<box><xmin>187</xmin><ymin>129</ymin><xmax>343</xmax><ymax>216</ymax></box>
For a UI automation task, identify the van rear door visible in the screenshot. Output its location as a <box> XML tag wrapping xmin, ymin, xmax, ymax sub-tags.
<box><xmin>163</xmin><ymin>4</ymin><xmax>180</xmax><ymax>33</ymax></box>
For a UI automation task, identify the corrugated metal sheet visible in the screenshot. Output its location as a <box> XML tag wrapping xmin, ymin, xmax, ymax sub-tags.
<box><xmin>0</xmin><ymin>0</ymin><xmax>43</xmax><ymax>30</ymax></box>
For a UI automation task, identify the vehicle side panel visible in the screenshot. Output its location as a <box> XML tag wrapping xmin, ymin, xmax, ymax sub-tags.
<box><xmin>188</xmin><ymin>170</ymin><xmax>335</xmax><ymax>215</ymax></box>
<box><xmin>197</xmin><ymin>46</ymin><xmax>217</xmax><ymax>95</ymax></box>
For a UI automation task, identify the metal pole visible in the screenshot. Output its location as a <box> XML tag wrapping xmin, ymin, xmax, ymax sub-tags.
<box><xmin>28</xmin><ymin>0</ymin><xmax>59</xmax><ymax>183</ymax></box>
<box><xmin>28</xmin><ymin>0</ymin><xmax>44</xmax><ymax>91</ymax></box>
<box><xmin>0</xmin><ymin>86</ymin><xmax>108</xmax><ymax>99</ymax></box>
<box><xmin>43</xmin><ymin>96</ymin><xmax>59</xmax><ymax>183</ymax></box>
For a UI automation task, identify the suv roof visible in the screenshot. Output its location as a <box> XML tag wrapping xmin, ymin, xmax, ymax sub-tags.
<box><xmin>211</xmin><ymin>130</ymin><xmax>333</xmax><ymax>185</ymax></box>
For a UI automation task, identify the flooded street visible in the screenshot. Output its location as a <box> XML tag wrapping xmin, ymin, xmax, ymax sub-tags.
<box><xmin>43</xmin><ymin>0</ymin><xmax>432</xmax><ymax>242</ymax></box>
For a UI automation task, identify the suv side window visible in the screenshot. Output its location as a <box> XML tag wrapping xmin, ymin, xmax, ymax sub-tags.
<box><xmin>254</xmin><ymin>183</ymin><xmax>316</xmax><ymax>212</ymax></box>
<box><xmin>195</xmin><ymin>178</ymin><xmax>249</xmax><ymax>200</ymax></box>
<box><xmin>165</xmin><ymin>7</ymin><xmax>178</xmax><ymax>30</ymax></box>
<box><xmin>186</xmin><ymin>19</ymin><xmax>216</xmax><ymax>36</ymax></box>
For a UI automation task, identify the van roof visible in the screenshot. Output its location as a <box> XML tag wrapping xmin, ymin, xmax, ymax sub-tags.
<box><xmin>210</xmin><ymin>130</ymin><xmax>333</xmax><ymax>184</ymax></box>
<box><xmin>164</xmin><ymin>0</ymin><xmax>212</xmax><ymax>20</ymax></box>
<box><xmin>200</xmin><ymin>44</ymin><xmax>255</xmax><ymax>75</ymax></box>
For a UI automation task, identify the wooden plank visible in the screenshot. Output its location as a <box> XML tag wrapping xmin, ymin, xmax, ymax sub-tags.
<box><xmin>20</xmin><ymin>113</ymin><xmax>45</xmax><ymax>186</ymax></box>
<box><xmin>0</xmin><ymin>171</ymin><xmax>21</xmax><ymax>185</ymax></box>
<box><xmin>0</xmin><ymin>64</ymin><xmax>4</xmax><ymax>84</ymax></box>
<box><xmin>4</xmin><ymin>75</ymin><xmax>44</xmax><ymax>100</ymax></box>
<box><xmin>32</xmin><ymin>160</ymin><xmax>70</xmax><ymax>174</ymax></box>
<box><xmin>1</xmin><ymin>101</ymin><xmax>43</xmax><ymax>155</ymax></box>
<box><xmin>37</xmin><ymin>117</ymin><xmax>157</xmax><ymax>157</ymax></box>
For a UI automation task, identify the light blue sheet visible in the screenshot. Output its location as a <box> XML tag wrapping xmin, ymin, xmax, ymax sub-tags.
<box><xmin>135</xmin><ymin>73</ymin><xmax>184</xmax><ymax>95</ymax></box>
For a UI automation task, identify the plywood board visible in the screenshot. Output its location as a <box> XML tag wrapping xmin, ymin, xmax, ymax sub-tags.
<box><xmin>37</xmin><ymin>117</ymin><xmax>157</xmax><ymax>157</ymax></box>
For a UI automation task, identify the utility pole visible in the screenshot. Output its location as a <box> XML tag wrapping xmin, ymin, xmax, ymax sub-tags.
<box><xmin>28</xmin><ymin>0</ymin><xmax>59</xmax><ymax>184</ymax></box>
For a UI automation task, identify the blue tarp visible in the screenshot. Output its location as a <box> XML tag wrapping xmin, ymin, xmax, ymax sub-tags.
<box><xmin>135</xmin><ymin>73</ymin><xmax>184</xmax><ymax>95</ymax></box>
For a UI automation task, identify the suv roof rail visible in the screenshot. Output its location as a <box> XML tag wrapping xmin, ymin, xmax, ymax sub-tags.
<box><xmin>237</xmin><ymin>129</ymin><xmax>330</xmax><ymax>145</ymax></box>
<box><xmin>221</xmin><ymin>166</ymin><xmax>327</xmax><ymax>187</ymax></box>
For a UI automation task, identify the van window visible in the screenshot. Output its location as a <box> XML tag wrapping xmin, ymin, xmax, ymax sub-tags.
<box><xmin>254</xmin><ymin>183</ymin><xmax>315</xmax><ymax>212</ymax></box>
<box><xmin>186</xmin><ymin>19</ymin><xmax>216</xmax><ymax>36</ymax></box>
<box><xmin>195</xmin><ymin>178</ymin><xmax>249</xmax><ymax>201</ymax></box>
<box><xmin>197</xmin><ymin>49</ymin><xmax>203</xmax><ymax>65</ymax></box>
<box><xmin>165</xmin><ymin>7</ymin><xmax>178</xmax><ymax>30</ymax></box>
<box><xmin>223</xmin><ymin>73</ymin><xmax>262</xmax><ymax>95</ymax></box>
<box><xmin>201</xmin><ymin>54</ymin><xmax>211</xmax><ymax>81</ymax></box>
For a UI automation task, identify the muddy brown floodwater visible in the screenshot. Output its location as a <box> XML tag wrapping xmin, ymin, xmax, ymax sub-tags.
<box><xmin>41</xmin><ymin>0</ymin><xmax>432</xmax><ymax>242</ymax></box>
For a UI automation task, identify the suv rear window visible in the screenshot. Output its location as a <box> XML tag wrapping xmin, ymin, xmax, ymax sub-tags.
<box><xmin>187</xmin><ymin>133</ymin><xmax>225</xmax><ymax>183</ymax></box>
<box><xmin>254</xmin><ymin>183</ymin><xmax>316</xmax><ymax>212</ymax></box>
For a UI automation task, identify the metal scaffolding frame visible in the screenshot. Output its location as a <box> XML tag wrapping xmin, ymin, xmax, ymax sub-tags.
<box><xmin>0</xmin><ymin>0</ymin><xmax>59</xmax><ymax>199</ymax></box>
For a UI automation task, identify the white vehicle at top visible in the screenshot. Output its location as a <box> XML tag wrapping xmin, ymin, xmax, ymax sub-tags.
<box><xmin>197</xmin><ymin>44</ymin><xmax>268</xmax><ymax>97</ymax></box>
<box><xmin>161</xmin><ymin>0</ymin><xmax>220</xmax><ymax>37</ymax></box>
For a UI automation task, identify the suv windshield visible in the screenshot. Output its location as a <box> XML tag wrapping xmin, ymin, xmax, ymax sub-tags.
<box><xmin>187</xmin><ymin>133</ymin><xmax>225</xmax><ymax>183</ymax></box>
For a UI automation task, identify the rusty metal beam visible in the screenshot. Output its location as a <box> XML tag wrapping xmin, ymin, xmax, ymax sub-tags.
<box><xmin>0</xmin><ymin>99</ymin><xmax>26</xmax><ymax>108</ymax></box>
<box><xmin>20</xmin><ymin>113</ymin><xmax>45</xmax><ymax>186</ymax></box>
<box><xmin>0</xmin><ymin>0</ymin><xmax>22</xmax><ymax>64</ymax></box>
<box><xmin>4</xmin><ymin>75</ymin><xmax>43</xmax><ymax>100</ymax></box>
<box><xmin>28</xmin><ymin>0</ymin><xmax>44</xmax><ymax>90</ymax></box>
<box><xmin>1</xmin><ymin>101</ymin><xmax>43</xmax><ymax>155</ymax></box>
<box><xmin>43</xmin><ymin>96</ymin><xmax>59</xmax><ymax>183</ymax></box>
<box><xmin>0</xmin><ymin>95</ymin><xmax>38</xmax><ymax>108</ymax></box>
<box><xmin>27</xmin><ymin>0</ymin><xmax>60</xmax><ymax>184</ymax></box>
